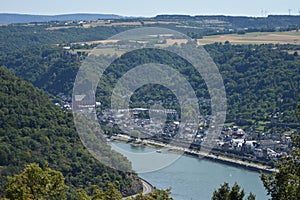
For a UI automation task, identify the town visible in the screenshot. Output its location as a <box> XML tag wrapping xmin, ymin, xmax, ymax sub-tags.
<box><xmin>96</xmin><ymin>105</ymin><xmax>292</xmax><ymax>168</ymax></box>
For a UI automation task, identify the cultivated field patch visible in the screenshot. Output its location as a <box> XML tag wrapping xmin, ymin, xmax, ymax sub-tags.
<box><xmin>198</xmin><ymin>31</ymin><xmax>300</xmax><ymax>45</ymax></box>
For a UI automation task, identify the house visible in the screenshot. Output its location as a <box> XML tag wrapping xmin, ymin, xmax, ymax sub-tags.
<box><xmin>258</xmin><ymin>140</ymin><xmax>280</xmax><ymax>151</ymax></box>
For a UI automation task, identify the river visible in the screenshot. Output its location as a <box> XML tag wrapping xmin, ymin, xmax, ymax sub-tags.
<box><xmin>110</xmin><ymin>142</ymin><xmax>268</xmax><ymax>200</ymax></box>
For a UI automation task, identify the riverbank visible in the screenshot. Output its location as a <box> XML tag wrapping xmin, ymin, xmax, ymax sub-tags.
<box><xmin>110</xmin><ymin>134</ymin><xmax>278</xmax><ymax>174</ymax></box>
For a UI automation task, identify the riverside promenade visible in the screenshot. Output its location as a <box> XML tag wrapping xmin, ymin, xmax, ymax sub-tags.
<box><xmin>111</xmin><ymin>135</ymin><xmax>278</xmax><ymax>174</ymax></box>
<box><xmin>143</xmin><ymin>139</ymin><xmax>277</xmax><ymax>173</ymax></box>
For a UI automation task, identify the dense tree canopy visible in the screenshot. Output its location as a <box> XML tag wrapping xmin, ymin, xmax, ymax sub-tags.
<box><xmin>3</xmin><ymin>163</ymin><xmax>173</xmax><ymax>200</ymax></box>
<box><xmin>1</xmin><ymin>43</ymin><xmax>299</xmax><ymax>126</ymax></box>
<box><xmin>0</xmin><ymin>67</ymin><xmax>141</xmax><ymax>198</ymax></box>
<box><xmin>77</xmin><ymin>183</ymin><xmax>122</xmax><ymax>200</ymax></box>
<box><xmin>5</xmin><ymin>163</ymin><xmax>67</xmax><ymax>200</ymax></box>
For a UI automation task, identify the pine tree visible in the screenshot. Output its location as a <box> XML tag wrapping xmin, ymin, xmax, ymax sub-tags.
<box><xmin>212</xmin><ymin>182</ymin><xmax>255</xmax><ymax>200</ymax></box>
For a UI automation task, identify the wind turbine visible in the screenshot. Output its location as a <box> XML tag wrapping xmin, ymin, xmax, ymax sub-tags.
<box><xmin>264</xmin><ymin>10</ymin><xmax>268</xmax><ymax>17</ymax></box>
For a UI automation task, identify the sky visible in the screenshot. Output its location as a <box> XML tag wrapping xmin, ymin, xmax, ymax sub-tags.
<box><xmin>1</xmin><ymin>0</ymin><xmax>300</xmax><ymax>17</ymax></box>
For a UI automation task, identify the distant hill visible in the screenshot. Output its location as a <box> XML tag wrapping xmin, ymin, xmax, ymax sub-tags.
<box><xmin>0</xmin><ymin>13</ymin><xmax>125</xmax><ymax>24</ymax></box>
<box><xmin>154</xmin><ymin>14</ymin><xmax>300</xmax><ymax>28</ymax></box>
<box><xmin>1</xmin><ymin>13</ymin><xmax>300</xmax><ymax>28</ymax></box>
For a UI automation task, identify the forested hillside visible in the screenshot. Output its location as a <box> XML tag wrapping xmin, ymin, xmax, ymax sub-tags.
<box><xmin>206</xmin><ymin>43</ymin><xmax>300</xmax><ymax>123</ymax></box>
<box><xmin>1</xmin><ymin>43</ymin><xmax>299</xmax><ymax>125</ymax></box>
<box><xmin>0</xmin><ymin>46</ymin><xmax>80</xmax><ymax>97</ymax></box>
<box><xmin>154</xmin><ymin>15</ymin><xmax>300</xmax><ymax>29</ymax></box>
<box><xmin>1</xmin><ymin>14</ymin><xmax>300</xmax><ymax>52</ymax></box>
<box><xmin>95</xmin><ymin>43</ymin><xmax>300</xmax><ymax>124</ymax></box>
<box><xmin>0</xmin><ymin>25</ymin><xmax>130</xmax><ymax>52</ymax></box>
<box><xmin>0</xmin><ymin>67</ymin><xmax>141</xmax><ymax>198</ymax></box>
<box><xmin>0</xmin><ymin>13</ymin><xmax>124</xmax><ymax>24</ymax></box>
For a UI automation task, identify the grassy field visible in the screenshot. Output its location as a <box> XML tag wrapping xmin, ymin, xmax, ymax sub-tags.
<box><xmin>72</xmin><ymin>48</ymin><xmax>126</xmax><ymax>56</ymax></box>
<box><xmin>287</xmin><ymin>50</ymin><xmax>300</xmax><ymax>55</ymax></box>
<box><xmin>197</xmin><ymin>31</ymin><xmax>300</xmax><ymax>45</ymax></box>
<box><xmin>71</xmin><ymin>31</ymin><xmax>300</xmax><ymax>48</ymax></box>
<box><xmin>254</xmin><ymin>121</ymin><xmax>270</xmax><ymax>132</ymax></box>
<box><xmin>69</xmin><ymin>31</ymin><xmax>300</xmax><ymax>56</ymax></box>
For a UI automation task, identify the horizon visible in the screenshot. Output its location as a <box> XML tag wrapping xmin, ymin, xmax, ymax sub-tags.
<box><xmin>1</xmin><ymin>12</ymin><xmax>300</xmax><ymax>18</ymax></box>
<box><xmin>1</xmin><ymin>0</ymin><xmax>300</xmax><ymax>18</ymax></box>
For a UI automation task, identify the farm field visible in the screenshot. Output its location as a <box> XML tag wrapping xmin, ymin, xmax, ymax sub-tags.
<box><xmin>69</xmin><ymin>31</ymin><xmax>300</xmax><ymax>48</ymax></box>
<box><xmin>197</xmin><ymin>31</ymin><xmax>300</xmax><ymax>45</ymax></box>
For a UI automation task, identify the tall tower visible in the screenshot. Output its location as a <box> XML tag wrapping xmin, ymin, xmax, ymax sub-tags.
<box><xmin>288</xmin><ymin>9</ymin><xmax>292</xmax><ymax>15</ymax></box>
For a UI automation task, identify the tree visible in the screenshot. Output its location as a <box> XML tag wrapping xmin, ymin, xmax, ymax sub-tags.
<box><xmin>212</xmin><ymin>182</ymin><xmax>231</xmax><ymax>200</ymax></box>
<box><xmin>297</xmin><ymin>103</ymin><xmax>300</xmax><ymax>117</ymax></box>
<box><xmin>212</xmin><ymin>182</ymin><xmax>255</xmax><ymax>200</ymax></box>
<box><xmin>246</xmin><ymin>193</ymin><xmax>256</xmax><ymax>200</ymax></box>
<box><xmin>148</xmin><ymin>188</ymin><xmax>173</xmax><ymax>200</ymax></box>
<box><xmin>228</xmin><ymin>183</ymin><xmax>245</xmax><ymax>200</ymax></box>
<box><xmin>77</xmin><ymin>183</ymin><xmax>122</xmax><ymax>200</ymax></box>
<box><xmin>260</xmin><ymin>136</ymin><xmax>300</xmax><ymax>200</ymax></box>
<box><xmin>76</xmin><ymin>189</ymin><xmax>92</xmax><ymax>200</ymax></box>
<box><xmin>104</xmin><ymin>183</ymin><xmax>122</xmax><ymax>200</ymax></box>
<box><xmin>5</xmin><ymin>163</ymin><xmax>67</xmax><ymax>200</ymax></box>
<box><xmin>126</xmin><ymin>188</ymin><xmax>173</xmax><ymax>200</ymax></box>
<box><xmin>77</xmin><ymin>186</ymin><xmax>106</xmax><ymax>200</ymax></box>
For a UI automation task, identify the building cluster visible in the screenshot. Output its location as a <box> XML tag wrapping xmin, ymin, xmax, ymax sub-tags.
<box><xmin>62</xmin><ymin>91</ymin><xmax>293</xmax><ymax>164</ymax></box>
<box><xmin>99</xmin><ymin>108</ymin><xmax>293</xmax><ymax>162</ymax></box>
<box><xmin>217</xmin><ymin>126</ymin><xmax>291</xmax><ymax>161</ymax></box>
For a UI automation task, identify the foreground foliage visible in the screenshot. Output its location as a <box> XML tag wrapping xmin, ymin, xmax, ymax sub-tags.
<box><xmin>5</xmin><ymin>163</ymin><xmax>67</xmax><ymax>200</ymax></box>
<box><xmin>3</xmin><ymin>163</ymin><xmax>172</xmax><ymax>200</ymax></box>
<box><xmin>128</xmin><ymin>188</ymin><xmax>173</xmax><ymax>200</ymax></box>
<box><xmin>212</xmin><ymin>182</ymin><xmax>255</xmax><ymax>200</ymax></box>
<box><xmin>77</xmin><ymin>183</ymin><xmax>122</xmax><ymax>200</ymax></box>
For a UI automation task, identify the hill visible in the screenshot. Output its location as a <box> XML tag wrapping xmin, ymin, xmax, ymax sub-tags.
<box><xmin>1</xmin><ymin>43</ymin><xmax>299</xmax><ymax>126</ymax></box>
<box><xmin>0</xmin><ymin>67</ymin><xmax>141</xmax><ymax>198</ymax></box>
<box><xmin>154</xmin><ymin>14</ymin><xmax>300</xmax><ymax>28</ymax></box>
<box><xmin>0</xmin><ymin>13</ymin><xmax>125</xmax><ymax>24</ymax></box>
<box><xmin>0</xmin><ymin>16</ymin><xmax>299</xmax><ymax>128</ymax></box>
<box><xmin>0</xmin><ymin>14</ymin><xmax>299</xmax><ymax>53</ymax></box>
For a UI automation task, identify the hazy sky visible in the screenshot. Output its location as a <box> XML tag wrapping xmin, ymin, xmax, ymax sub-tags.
<box><xmin>1</xmin><ymin>0</ymin><xmax>300</xmax><ymax>17</ymax></box>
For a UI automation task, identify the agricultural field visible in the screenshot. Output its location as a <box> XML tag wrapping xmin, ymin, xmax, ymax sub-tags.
<box><xmin>197</xmin><ymin>31</ymin><xmax>300</xmax><ymax>45</ymax></box>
